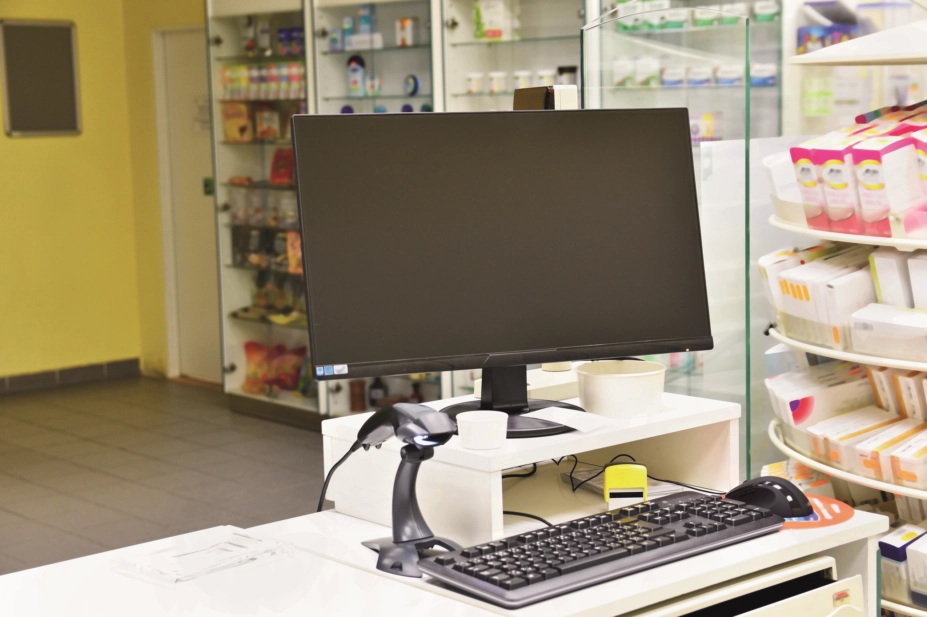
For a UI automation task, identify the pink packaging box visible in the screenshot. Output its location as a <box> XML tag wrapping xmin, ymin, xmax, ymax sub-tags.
<box><xmin>890</xmin><ymin>113</ymin><xmax>927</xmax><ymax>136</ymax></box>
<box><xmin>790</xmin><ymin>136</ymin><xmax>831</xmax><ymax>231</ymax></box>
<box><xmin>815</xmin><ymin>136</ymin><xmax>864</xmax><ymax>234</ymax></box>
<box><xmin>911</xmin><ymin>129</ymin><xmax>927</xmax><ymax>199</ymax></box>
<box><xmin>852</xmin><ymin>136</ymin><xmax>927</xmax><ymax>238</ymax></box>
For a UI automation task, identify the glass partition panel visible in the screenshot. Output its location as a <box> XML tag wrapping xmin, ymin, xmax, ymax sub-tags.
<box><xmin>583</xmin><ymin>7</ymin><xmax>756</xmax><ymax>478</ymax></box>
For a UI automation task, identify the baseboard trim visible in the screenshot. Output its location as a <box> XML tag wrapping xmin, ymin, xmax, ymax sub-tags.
<box><xmin>1</xmin><ymin>359</ymin><xmax>141</xmax><ymax>395</ymax></box>
<box><xmin>228</xmin><ymin>392</ymin><xmax>322</xmax><ymax>432</ymax></box>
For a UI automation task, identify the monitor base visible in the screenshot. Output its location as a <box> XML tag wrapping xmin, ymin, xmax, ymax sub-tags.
<box><xmin>442</xmin><ymin>398</ymin><xmax>584</xmax><ymax>438</ymax></box>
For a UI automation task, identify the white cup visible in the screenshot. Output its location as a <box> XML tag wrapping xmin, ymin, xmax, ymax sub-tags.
<box><xmin>456</xmin><ymin>410</ymin><xmax>508</xmax><ymax>450</ymax></box>
<box><xmin>576</xmin><ymin>360</ymin><xmax>666</xmax><ymax>418</ymax></box>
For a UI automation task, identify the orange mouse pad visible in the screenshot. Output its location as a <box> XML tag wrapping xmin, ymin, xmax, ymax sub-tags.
<box><xmin>782</xmin><ymin>494</ymin><xmax>854</xmax><ymax>529</ymax></box>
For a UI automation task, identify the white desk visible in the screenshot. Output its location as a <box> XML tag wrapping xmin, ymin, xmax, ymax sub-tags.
<box><xmin>248</xmin><ymin>508</ymin><xmax>888</xmax><ymax>616</ymax></box>
<box><xmin>0</xmin><ymin>510</ymin><xmax>887</xmax><ymax>616</ymax></box>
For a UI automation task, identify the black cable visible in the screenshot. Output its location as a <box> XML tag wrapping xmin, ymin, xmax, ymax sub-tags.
<box><xmin>502</xmin><ymin>510</ymin><xmax>551</xmax><ymax>527</ymax></box>
<box><xmin>317</xmin><ymin>441</ymin><xmax>362</xmax><ymax>512</ymax></box>
<box><xmin>502</xmin><ymin>463</ymin><xmax>537</xmax><ymax>479</ymax></box>
<box><xmin>570</xmin><ymin>454</ymin><xmax>637</xmax><ymax>492</ymax></box>
<box><xmin>646</xmin><ymin>474</ymin><xmax>724</xmax><ymax>495</ymax></box>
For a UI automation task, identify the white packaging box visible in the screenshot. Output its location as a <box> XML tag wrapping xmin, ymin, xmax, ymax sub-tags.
<box><xmin>871</xmin><ymin>247</ymin><xmax>915</xmax><ymax>308</ymax></box>
<box><xmin>850</xmin><ymin>303</ymin><xmax>927</xmax><ymax>362</ymax></box>
<box><xmin>892</xmin><ymin>430</ymin><xmax>927</xmax><ymax>489</ymax></box>
<box><xmin>764</xmin><ymin>343</ymin><xmax>808</xmax><ymax>377</ymax></box>
<box><xmin>881</xmin><ymin>524</ymin><xmax>927</xmax><ymax>604</ymax></box>
<box><xmin>345</xmin><ymin>32</ymin><xmax>384</xmax><ymax>50</ymax></box>
<box><xmin>807</xmin><ymin>405</ymin><xmax>901</xmax><ymax>469</ymax></box>
<box><xmin>823</xmin><ymin>267</ymin><xmax>877</xmax><ymax>350</ymax></box>
<box><xmin>643</xmin><ymin>0</ymin><xmax>670</xmax><ymax>27</ymax></box>
<box><xmin>763</xmin><ymin>151</ymin><xmax>802</xmax><ymax>204</ymax></box>
<box><xmin>765</xmin><ymin>362</ymin><xmax>874</xmax><ymax>429</ymax></box>
<box><xmin>870</xmin><ymin>366</ymin><xmax>902</xmax><ymax>414</ymax></box>
<box><xmin>758</xmin><ymin>244</ymin><xmax>840</xmax><ymax>317</ymax></box>
<box><xmin>896</xmin><ymin>371</ymin><xmax>927</xmax><ymax>420</ymax></box>
<box><xmin>909</xmin><ymin>252</ymin><xmax>927</xmax><ymax>311</ymax></box>
<box><xmin>908</xmin><ymin>530</ymin><xmax>927</xmax><ymax>608</ymax></box>
<box><xmin>855</xmin><ymin>418</ymin><xmax>927</xmax><ymax>480</ymax></box>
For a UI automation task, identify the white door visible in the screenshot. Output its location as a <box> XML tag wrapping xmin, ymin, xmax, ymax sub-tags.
<box><xmin>158</xmin><ymin>29</ymin><xmax>222</xmax><ymax>383</ymax></box>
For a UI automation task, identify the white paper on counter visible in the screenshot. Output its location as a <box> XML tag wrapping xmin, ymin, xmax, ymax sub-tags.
<box><xmin>522</xmin><ymin>407</ymin><xmax>615</xmax><ymax>433</ymax></box>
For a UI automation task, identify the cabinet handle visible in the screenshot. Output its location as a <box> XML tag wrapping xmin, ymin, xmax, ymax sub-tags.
<box><xmin>577</xmin><ymin>8</ymin><xmax>585</xmax><ymax>18</ymax></box>
<box><xmin>316</xmin><ymin>27</ymin><xmax>329</xmax><ymax>39</ymax></box>
<box><xmin>217</xmin><ymin>203</ymin><xmax>231</xmax><ymax>212</ymax></box>
<box><xmin>210</xmin><ymin>35</ymin><xmax>223</xmax><ymax>46</ymax></box>
<box><xmin>445</xmin><ymin>17</ymin><xmax>459</xmax><ymax>30</ymax></box>
<box><xmin>224</xmin><ymin>363</ymin><xmax>237</xmax><ymax>374</ymax></box>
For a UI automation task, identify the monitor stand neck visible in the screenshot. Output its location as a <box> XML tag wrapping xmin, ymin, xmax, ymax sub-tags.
<box><xmin>441</xmin><ymin>365</ymin><xmax>583</xmax><ymax>439</ymax></box>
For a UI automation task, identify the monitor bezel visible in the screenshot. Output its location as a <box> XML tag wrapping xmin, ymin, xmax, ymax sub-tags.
<box><xmin>292</xmin><ymin>109</ymin><xmax>713</xmax><ymax>381</ymax></box>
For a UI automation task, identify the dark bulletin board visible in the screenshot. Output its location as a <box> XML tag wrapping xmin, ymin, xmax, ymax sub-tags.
<box><xmin>0</xmin><ymin>20</ymin><xmax>80</xmax><ymax>136</ymax></box>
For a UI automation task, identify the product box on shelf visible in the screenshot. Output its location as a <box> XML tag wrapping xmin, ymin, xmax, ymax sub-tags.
<box><xmin>816</xmin><ymin>136</ymin><xmax>864</xmax><ymax>233</ymax></box>
<box><xmin>852</xmin><ymin>136</ymin><xmax>927</xmax><ymax>238</ymax></box>
<box><xmin>892</xmin><ymin>428</ymin><xmax>927</xmax><ymax>488</ymax></box>
<box><xmin>909</xmin><ymin>251</ymin><xmax>927</xmax><ymax>311</ymax></box>
<box><xmin>764</xmin><ymin>344</ymin><xmax>809</xmax><ymax>377</ymax></box>
<box><xmin>642</xmin><ymin>0</ymin><xmax>670</xmax><ymax>28</ymax></box>
<box><xmin>753</xmin><ymin>0</ymin><xmax>780</xmax><ymax>21</ymax></box>
<box><xmin>790</xmin><ymin>137</ymin><xmax>831</xmax><ymax>230</ymax></box>
<box><xmin>855</xmin><ymin>418</ymin><xmax>927</xmax><ymax>481</ymax></box>
<box><xmin>807</xmin><ymin>405</ymin><xmax>900</xmax><ymax>468</ymax></box>
<box><xmin>693</xmin><ymin>5</ymin><xmax>721</xmax><ymax>26</ymax></box>
<box><xmin>881</xmin><ymin>524</ymin><xmax>927</xmax><ymax>604</ymax></box>
<box><xmin>850</xmin><ymin>303</ymin><xmax>927</xmax><ymax>362</ymax></box>
<box><xmin>474</xmin><ymin>0</ymin><xmax>521</xmax><ymax>40</ymax></box>
<box><xmin>766</xmin><ymin>361</ymin><xmax>874</xmax><ymax>429</ymax></box>
<box><xmin>870</xmin><ymin>366</ymin><xmax>902</xmax><ymax>415</ymax></box>
<box><xmin>913</xmin><ymin>129</ymin><xmax>927</xmax><ymax>197</ymax></box>
<box><xmin>908</xmin><ymin>533</ymin><xmax>927</xmax><ymax>608</ymax></box>
<box><xmin>897</xmin><ymin>495</ymin><xmax>926</xmax><ymax>524</ymax></box>
<box><xmin>871</xmin><ymin>247</ymin><xmax>915</xmax><ymax>308</ymax></box>
<box><xmin>894</xmin><ymin>370</ymin><xmax>927</xmax><ymax>420</ymax></box>
<box><xmin>221</xmin><ymin>103</ymin><xmax>253</xmax><ymax>143</ymax></box>
<box><xmin>616</xmin><ymin>0</ymin><xmax>644</xmax><ymax>30</ymax></box>
<box><xmin>761</xmin><ymin>459</ymin><xmax>835</xmax><ymax>497</ymax></box>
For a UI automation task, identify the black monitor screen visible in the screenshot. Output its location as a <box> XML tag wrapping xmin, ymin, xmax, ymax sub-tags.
<box><xmin>293</xmin><ymin>109</ymin><xmax>711</xmax><ymax>378</ymax></box>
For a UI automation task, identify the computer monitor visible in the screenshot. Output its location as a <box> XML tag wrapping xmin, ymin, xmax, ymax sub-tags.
<box><xmin>292</xmin><ymin>109</ymin><xmax>712</xmax><ymax>437</ymax></box>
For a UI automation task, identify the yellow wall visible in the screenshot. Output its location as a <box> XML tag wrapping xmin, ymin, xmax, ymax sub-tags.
<box><xmin>122</xmin><ymin>0</ymin><xmax>204</xmax><ymax>376</ymax></box>
<box><xmin>0</xmin><ymin>0</ymin><xmax>141</xmax><ymax>376</ymax></box>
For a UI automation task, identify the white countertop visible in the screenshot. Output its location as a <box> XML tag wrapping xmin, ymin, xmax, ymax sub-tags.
<box><xmin>248</xmin><ymin>507</ymin><xmax>888</xmax><ymax>617</ymax></box>
<box><xmin>323</xmin><ymin>393</ymin><xmax>741</xmax><ymax>472</ymax></box>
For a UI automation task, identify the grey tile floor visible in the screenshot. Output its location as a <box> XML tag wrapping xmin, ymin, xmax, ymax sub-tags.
<box><xmin>0</xmin><ymin>378</ymin><xmax>324</xmax><ymax>575</ymax></box>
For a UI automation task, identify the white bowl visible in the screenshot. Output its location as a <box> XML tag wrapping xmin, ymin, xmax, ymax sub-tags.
<box><xmin>456</xmin><ymin>410</ymin><xmax>508</xmax><ymax>450</ymax></box>
<box><xmin>576</xmin><ymin>360</ymin><xmax>666</xmax><ymax>418</ymax></box>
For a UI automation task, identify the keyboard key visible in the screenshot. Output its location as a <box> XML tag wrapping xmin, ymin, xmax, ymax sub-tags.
<box><xmin>626</xmin><ymin>544</ymin><xmax>644</xmax><ymax>555</ymax></box>
<box><xmin>501</xmin><ymin>577</ymin><xmax>527</xmax><ymax>590</ymax></box>
<box><xmin>486</xmin><ymin>560</ymin><xmax>504</xmax><ymax>568</ymax></box>
<box><xmin>547</xmin><ymin>527</ymin><xmax>562</xmax><ymax>537</ymax></box>
<box><xmin>640</xmin><ymin>501</ymin><xmax>658</xmax><ymax>512</ymax></box>
<box><xmin>640</xmin><ymin>540</ymin><xmax>658</xmax><ymax>551</ymax></box>
<box><xmin>684</xmin><ymin>521</ymin><xmax>698</xmax><ymax>528</ymax></box>
<box><xmin>435</xmin><ymin>555</ymin><xmax>456</xmax><ymax>566</ymax></box>
<box><xmin>477</xmin><ymin>568</ymin><xmax>502</xmax><ymax>581</ymax></box>
<box><xmin>541</xmin><ymin>568</ymin><xmax>560</xmax><ymax>580</ymax></box>
<box><xmin>668</xmin><ymin>513</ymin><xmax>681</xmax><ymax>522</ymax></box>
<box><xmin>708</xmin><ymin>512</ymin><xmax>726</xmax><ymax>522</ymax></box>
<box><xmin>509</xmin><ymin>570</ymin><xmax>524</xmax><ymax>578</ymax></box>
<box><xmin>703</xmin><ymin>523</ymin><xmax>719</xmax><ymax>533</ymax></box>
<box><xmin>488</xmin><ymin>541</ymin><xmax>506</xmax><ymax>551</ymax></box>
<box><xmin>619</xmin><ymin>506</ymin><xmax>641</xmax><ymax>517</ymax></box>
<box><xmin>488</xmin><ymin>573</ymin><xmax>511</xmax><ymax>586</ymax></box>
<box><xmin>593</xmin><ymin>514</ymin><xmax>612</xmax><ymax>525</ymax></box>
<box><xmin>467</xmin><ymin>564</ymin><xmax>489</xmax><ymax>576</ymax></box>
<box><xmin>670</xmin><ymin>533</ymin><xmax>689</xmax><ymax>543</ymax></box>
<box><xmin>460</xmin><ymin>549</ymin><xmax>480</xmax><ymax>558</ymax></box>
<box><xmin>655</xmin><ymin>536</ymin><xmax>674</xmax><ymax>547</ymax></box>
<box><xmin>546</xmin><ymin>559</ymin><xmax>562</xmax><ymax>567</ymax></box>
<box><xmin>686</xmin><ymin>527</ymin><xmax>706</xmax><ymax>537</ymax></box>
<box><xmin>637</xmin><ymin>513</ymin><xmax>656</xmax><ymax>522</ymax></box>
<box><xmin>570</xmin><ymin>520</ymin><xmax>589</xmax><ymax>530</ymax></box>
<box><xmin>556</xmin><ymin>548</ymin><xmax>630</xmax><ymax>575</ymax></box>
<box><xmin>502</xmin><ymin>564</ymin><xmax>519</xmax><ymax>572</ymax></box>
<box><xmin>525</xmin><ymin>572</ymin><xmax>545</xmax><ymax>584</ymax></box>
<box><xmin>517</xmin><ymin>534</ymin><xmax>537</xmax><ymax>544</ymax></box>
<box><xmin>452</xmin><ymin>562</ymin><xmax>468</xmax><ymax>572</ymax></box>
<box><xmin>725</xmin><ymin>514</ymin><xmax>752</xmax><ymax>527</ymax></box>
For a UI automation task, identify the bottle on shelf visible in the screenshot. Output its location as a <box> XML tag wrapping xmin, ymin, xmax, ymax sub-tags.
<box><xmin>408</xmin><ymin>382</ymin><xmax>424</xmax><ymax>404</ymax></box>
<box><xmin>369</xmin><ymin>376</ymin><xmax>388</xmax><ymax>407</ymax></box>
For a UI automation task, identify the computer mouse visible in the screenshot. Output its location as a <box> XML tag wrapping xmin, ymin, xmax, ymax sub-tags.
<box><xmin>726</xmin><ymin>476</ymin><xmax>814</xmax><ymax>518</ymax></box>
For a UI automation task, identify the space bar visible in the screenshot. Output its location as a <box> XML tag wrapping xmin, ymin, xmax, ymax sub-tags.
<box><xmin>556</xmin><ymin>548</ymin><xmax>630</xmax><ymax>575</ymax></box>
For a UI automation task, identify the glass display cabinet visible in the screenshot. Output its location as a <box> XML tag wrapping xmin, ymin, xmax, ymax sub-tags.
<box><xmin>441</xmin><ymin>0</ymin><xmax>585</xmax><ymax>111</ymax></box>
<box><xmin>206</xmin><ymin>0</ymin><xmax>445</xmax><ymax>425</ymax></box>
<box><xmin>312</xmin><ymin>0</ymin><xmax>436</xmax><ymax>114</ymax></box>
<box><xmin>582</xmin><ymin>7</ymin><xmax>761</xmax><ymax>478</ymax></box>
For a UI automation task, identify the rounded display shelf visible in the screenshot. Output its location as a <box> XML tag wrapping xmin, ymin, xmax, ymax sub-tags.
<box><xmin>767</xmin><ymin>328</ymin><xmax>927</xmax><ymax>372</ymax></box>
<box><xmin>769</xmin><ymin>215</ymin><xmax>927</xmax><ymax>252</ymax></box>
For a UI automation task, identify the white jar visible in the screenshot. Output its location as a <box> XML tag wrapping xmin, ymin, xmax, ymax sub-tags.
<box><xmin>576</xmin><ymin>360</ymin><xmax>666</xmax><ymax>418</ymax></box>
<box><xmin>488</xmin><ymin>71</ymin><xmax>507</xmax><ymax>93</ymax></box>
<box><xmin>466</xmin><ymin>72</ymin><xmax>484</xmax><ymax>93</ymax></box>
<box><xmin>536</xmin><ymin>69</ymin><xmax>556</xmax><ymax>87</ymax></box>
<box><xmin>513</xmin><ymin>70</ymin><xmax>532</xmax><ymax>89</ymax></box>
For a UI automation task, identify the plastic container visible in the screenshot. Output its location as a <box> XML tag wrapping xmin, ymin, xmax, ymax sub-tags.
<box><xmin>576</xmin><ymin>360</ymin><xmax>666</xmax><ymax>418</ymax></box>
<box><xmin>456</xmin><ymin>410</ymin><xmax>507</xmax><ymax>449</ymax></box>
<box><xmin>488</xmin><ymin>71</ymin><xmax>507</xmax><ymax>93</ymax></box>
<box><xmin>513</xmin><ymin>70</ymin><xmax>532</xmax><ymax>89</ymax></box>
<box><xmin>467</xmin><ymin>72</ymin><xmax>484</xmax><ymax>94</ymax></box>
<box><xmin>536</xmin><ymin>69</ymin><xmax>556</xmax><ymax>87</ymax></box>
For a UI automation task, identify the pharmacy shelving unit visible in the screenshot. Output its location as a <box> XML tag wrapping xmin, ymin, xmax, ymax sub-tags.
<box><xmin>206</xmin><ymin>0</ymin><xmax>447</xmax><ymax>427</ymax></box>
<box><xmin>311</xmin><ymin>0</ymin><xmax>438</xmax><ymax>114</ymax></box>
<box><xmin>441</xmin><ymin>0</ymin><xmax>585</xmax><ymax>111</ymax></box>
<box><xmin>763</xmin><ymin>22</ymin><xmax>927</xmax><ymax>616</ymax></box>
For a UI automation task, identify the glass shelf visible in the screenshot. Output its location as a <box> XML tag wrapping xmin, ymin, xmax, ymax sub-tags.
<box><xmin>220</xmin><ymin>140</ymin><xmax>293</xmax><ymax>146</ymax></box>
<box><xmin>321</xmin><ymin>93</ymin><xmax>432</xmax><ymax>101</ymax></box>
<box><xmin>218</xmin><ymin>98</ymin><xmax>306</xmax><ymax>103</ymax></box>
<box><xmin>229</xmin><ymin>312</ymin><xmax>308</xmax><ymax>331</ymax></box>
<box><xmin>450</xmin><ymin>34</ymin><xmax>579</xmax><ymax>48</ymax></box>
<box><xmin>608</xmin><ymin>84</ymin><xmax>777</xmax><ymax>92</ymax></box>
<box><xmin>216</xmin><ymin>54</ymin><xmax>307</xmax><ymax>64</ymax></box>
<box><xmin>451</xmin><ymin>91</ymin><xmax>515</xmax><ymax>97</ymax></box>
<box><xmin>615</xmin><ymin>20</ymin><xmax>779</xmax><ymax>37</ymax></box>
<box><xmin>225</xmin><ymin>263</ymin><xmax>303</xmax><ymax>278</ymax></box>
<box><xmin>221</xmin><ymin>181</ymin><xmax>295</xmax><ymax>191</ymax></box>
<box><xmin>321</xmin><ymin>44</ymin><xmax>430</xmax><ymax>55</ymax></box>
<box><xmin>228</xmin><ymin>223</ymin><xmax>300</xmax><ymax>233</ymax></box>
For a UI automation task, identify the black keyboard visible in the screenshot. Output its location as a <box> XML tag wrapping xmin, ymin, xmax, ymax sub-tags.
<box><xmin>418</xmin><ymin>491</ymin><xmax>784</xmax><ymax>609</ymax></box>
